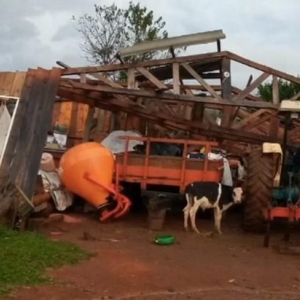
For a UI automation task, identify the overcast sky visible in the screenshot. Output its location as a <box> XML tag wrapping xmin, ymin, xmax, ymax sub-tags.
<box><xmin>0</xmin><ymin>0</ymin><xmax>299</xmax><ymax>88</ymax></box>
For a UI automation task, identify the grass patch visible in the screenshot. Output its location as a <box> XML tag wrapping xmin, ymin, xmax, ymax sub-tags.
<box><xmin>0</xmin><ymin>227</ymin><xmax>90</xmax><ymax>295</ymax></box>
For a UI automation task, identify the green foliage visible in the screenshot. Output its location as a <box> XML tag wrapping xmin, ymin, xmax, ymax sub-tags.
<box><xmin>73</xmin><ymin>1</ymin><xmax>178</xmax><ymax>67</ymax></box>
<box><xmin>0</xmin><ymin>227</ymin><xmax>89</xmax><ymax>295</ymax></box>
<box><xmin>257</xmin><ymin>78</ymin><xmax>300</xmax><ymax>102</ymax></box>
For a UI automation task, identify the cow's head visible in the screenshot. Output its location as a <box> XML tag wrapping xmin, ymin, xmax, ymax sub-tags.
<box><xmin>232</xmin><ymin>187</ymin><xmax>243</xmax><ymax>204</ymax></box>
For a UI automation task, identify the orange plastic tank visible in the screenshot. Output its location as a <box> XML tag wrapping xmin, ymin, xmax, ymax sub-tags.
<box><xmin>58</xmin><ymin>142</ymin><xmax>115</xmax><ymax>209</ymax></box>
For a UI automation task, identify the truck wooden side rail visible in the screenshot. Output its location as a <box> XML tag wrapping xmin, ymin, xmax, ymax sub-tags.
<box><xmin>114</xmin><ymin>137</ymin><xmax>223</xmax><ymax>193</ymax></box>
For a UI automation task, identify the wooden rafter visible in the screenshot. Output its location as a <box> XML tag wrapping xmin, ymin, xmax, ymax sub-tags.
<box><xmin>232</xmin><ymin>72</ymin><xmax>270</xmax><ymax>102</ymax></box>
<box><xmin>227</xmin><ymin>51</ymin><xmax>300</xmax><ymax>85</ymax></box>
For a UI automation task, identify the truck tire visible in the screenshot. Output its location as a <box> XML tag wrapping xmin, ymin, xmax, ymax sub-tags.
<box><xmin>243</xmin><ymin>148</ymin><xmax>276</xmax><ymax>232</ymax></box>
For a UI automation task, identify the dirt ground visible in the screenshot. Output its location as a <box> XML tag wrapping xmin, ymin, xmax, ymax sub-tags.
<box><xmin>5</xmin><ymin>211</ymin><xmax>300</xmax><ymax>300</ymax></box>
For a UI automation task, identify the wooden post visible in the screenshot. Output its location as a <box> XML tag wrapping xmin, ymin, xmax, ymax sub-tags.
<box><xmin>269</xmin><ymin>76</ymin><xmax>280</xmax><ymax>138</ymax></box>
<box><xmin>272</xmin><ymin>76</ymin><xmax>279</xmax><ymax>105</ymax></box>
<box><xmin>173</xmin><ymin>62</ymin><xmax>183</xmax><ymax>116</ymax></box>
<box><xmin>173</xmin><ymin>63</ymin><xmax>180</xmax><ymax>94</ymax></box>
<box><xmin>221</xmin><ymin>58</ymin><xmax>232</xmax><ymax>127</ymax></box>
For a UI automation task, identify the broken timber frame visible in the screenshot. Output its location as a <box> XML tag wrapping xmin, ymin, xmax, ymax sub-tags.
<box><xmin>58</xmin><ymin>50</ymin><xmax>300</xmax><ymax>152</ymax></box>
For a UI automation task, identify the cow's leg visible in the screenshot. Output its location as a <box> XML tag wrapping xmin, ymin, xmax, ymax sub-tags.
<box><xmin>183</xmin><ymin>193</ymin><xmax>192</xmax><ymax>231</ymax></box>
<box><xmin>189</xmin><ymin>197</ymin><xmax>202</xmax><ymax>233</ymax></box>
<box><xmin>214</xmin><ymin>206</ymin><xmax>223</xmax><ymax>234</ymax></box>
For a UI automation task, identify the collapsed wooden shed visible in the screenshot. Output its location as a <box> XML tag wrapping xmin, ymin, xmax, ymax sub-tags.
<box><xmin>0</xmin><ymin>30</ymin><xmax>300</xmax><ymax>226</ymax></box>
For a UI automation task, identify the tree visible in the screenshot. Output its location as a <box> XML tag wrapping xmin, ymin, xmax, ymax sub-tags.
<box><xmin>73</xmin><ymin>2</ymin><xmax>175</xmax><ymax>67</ymax></box>
<box><xmin>257</xmin><ymin>78</ymin><xmax>300</xmax><ymax>102</ymax></box>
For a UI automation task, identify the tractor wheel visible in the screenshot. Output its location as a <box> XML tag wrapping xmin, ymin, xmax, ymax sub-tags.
<box><xmin>243</xmin><ymin>148</ymin><xmax>276</xmax><ymax>232</ymax></box>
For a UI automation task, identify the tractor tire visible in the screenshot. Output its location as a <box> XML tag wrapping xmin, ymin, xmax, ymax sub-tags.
<box><xmin>243</xmin><ymin>148</ymin><xmax>276</xmax><ymax>233</ymax></box>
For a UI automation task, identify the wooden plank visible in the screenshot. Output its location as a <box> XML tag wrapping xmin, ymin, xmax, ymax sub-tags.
<box><xmin>272</xmin><ymin>76</ymin><xmax>279</xmax><ymax>104</ymax></box>
<box><xmin>172</xmin><ymin>63</ymin><xmax>180</xmax><ymax>94</ymax></box>
<box><xmin>76</xmin><ymin>104</ymin><xmax>89</xmax><ymax>138</ymax></box>
<box><xmin>127</xmin><ymin>68</ymin><xmax>136</xmax><ymax>88</ymax></box>
<box><xmin>182</xmin><ymin>63</ymin><xmax>223</xmax><ymax>101</ymax></box>
<box><xmin>232</xmin><ymin>109</ymin><xmax>268</xmax><ymax>129</ymax></box>
<box><xmin>243</xmin><ymin>114</ymin><xmax>271</xmax><ymax>131</ymax></box>
<box><xmin>96</xmin><ymin>73</ymin><xmax>124</xmax><ymax>89</ymax></box>
<box><xmin>0</xmin><ymin>72</ymin><xmax>16</xmax><ymax>96</ymax></box>
<box><xmin>291</xmin><ymin>91</ymin><xmax>300</xmax><ymax>101</ymax></box>
<box><xmin>227</xmin><ymin>51</ymin><xmax>300</xmax><ymax>85</ymax></box>
<box><xmin>0</xmin><ymin>74</ymin><xmax>5</xmax><ymax>95</ymax></box>
<box><xmin>69</xmin><ymin>102</ymin><xmax>79</xmax><ymax>137</ymax></box>
<box><xmin>136</xmin><ymin>67</ymin><xmax>168</xmax><ymax>90</ymax></box>
<box><xmin>152</xmin><ymin>99</ymin><xmax>175</xmax><ymax>116</ymax></box>
<box><xmin>232</xmin><ymin>72</ymin><xmax>270</xmax><ymax>102</ymax></box>
<box><xmin>10</xmin><ymin>72</ymin><xmax>26</xmax><ymax>97</ymax></box>
<box><xmin>63</xmin><ymin>80</ymin><xmax>279</xmax><ymax>109</ymax></box>
<box><xmin>62</xmin><ymin>51</ymin><xmax>227</xmax><ymax>75</ymax></box>
<box><xmin>58</xmin><ymin>102</ymin><xmax>72</xmax><ymax>127</ymax></box>
<box><xmin>52</xmin><ymin>102</ymin><xmax>61</xmax><ymax>128</ymax></box>
<box><xmin>232</xmin><ymin>87</ymin><xmax>261</xmax><ymax>101</ymax></box>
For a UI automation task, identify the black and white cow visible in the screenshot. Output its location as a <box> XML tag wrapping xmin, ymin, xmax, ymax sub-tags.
<box><xmin>183</xmin><ymin>182</ymin><xmax>243</xmax><ymax>234</ymax></box>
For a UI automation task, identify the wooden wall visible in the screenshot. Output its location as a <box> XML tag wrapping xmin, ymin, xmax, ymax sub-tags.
<box><xmin>52</xmin><ymin>102</ymin><xmax>115</xmax><ymax>146</ymax></box>
<box><xmin>0</xmin><ymin>72</ymin><xmax>26</xmax><ymax>97</ymax></box>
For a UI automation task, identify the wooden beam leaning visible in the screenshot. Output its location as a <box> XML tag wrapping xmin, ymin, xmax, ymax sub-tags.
<box><xmin>232</xmin><ymin>87</ymin><xmax>261</xmax><ymax>101</ymax></box>
<box><xmin>59</xmin><ymin>86</ymin><xmax>281</xmax><ymax>145</ymax></box>
<box><xmin>0</xmin><ymin>68</ymin><xmax>61</xmax><ymax>223</ymax></box>
<box><xmin>291</xmin><ymin>91</ymin><xmax>300</xmax><ymax>101</ymax></box>
<box><xmin>232</xmin><ymin>109</ymin><xmax>268</xmax><ymax>129</ymax></box>
<box><xmin>243</xmin><ymin>114</ymin><xmax>272</xmax><ymax>131</ymax></box>
<box><xmin>182</xmin><ymin>63</ymin><xmax>223</xmax><ymax>101</ymax></box>
<box><xmin>232</xmin><ymin>72</ymin><xmax>270</xmax><ymax>102</ymax></box>
<box><xmin>136</xmin><ymin>67</ymin><xmax>174</xmax><ymax>116</ymax></box>
<box><xmin>136</xmin><ymin>67</ymin><xmax>168</xmax><ymax>90</ymax></box>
